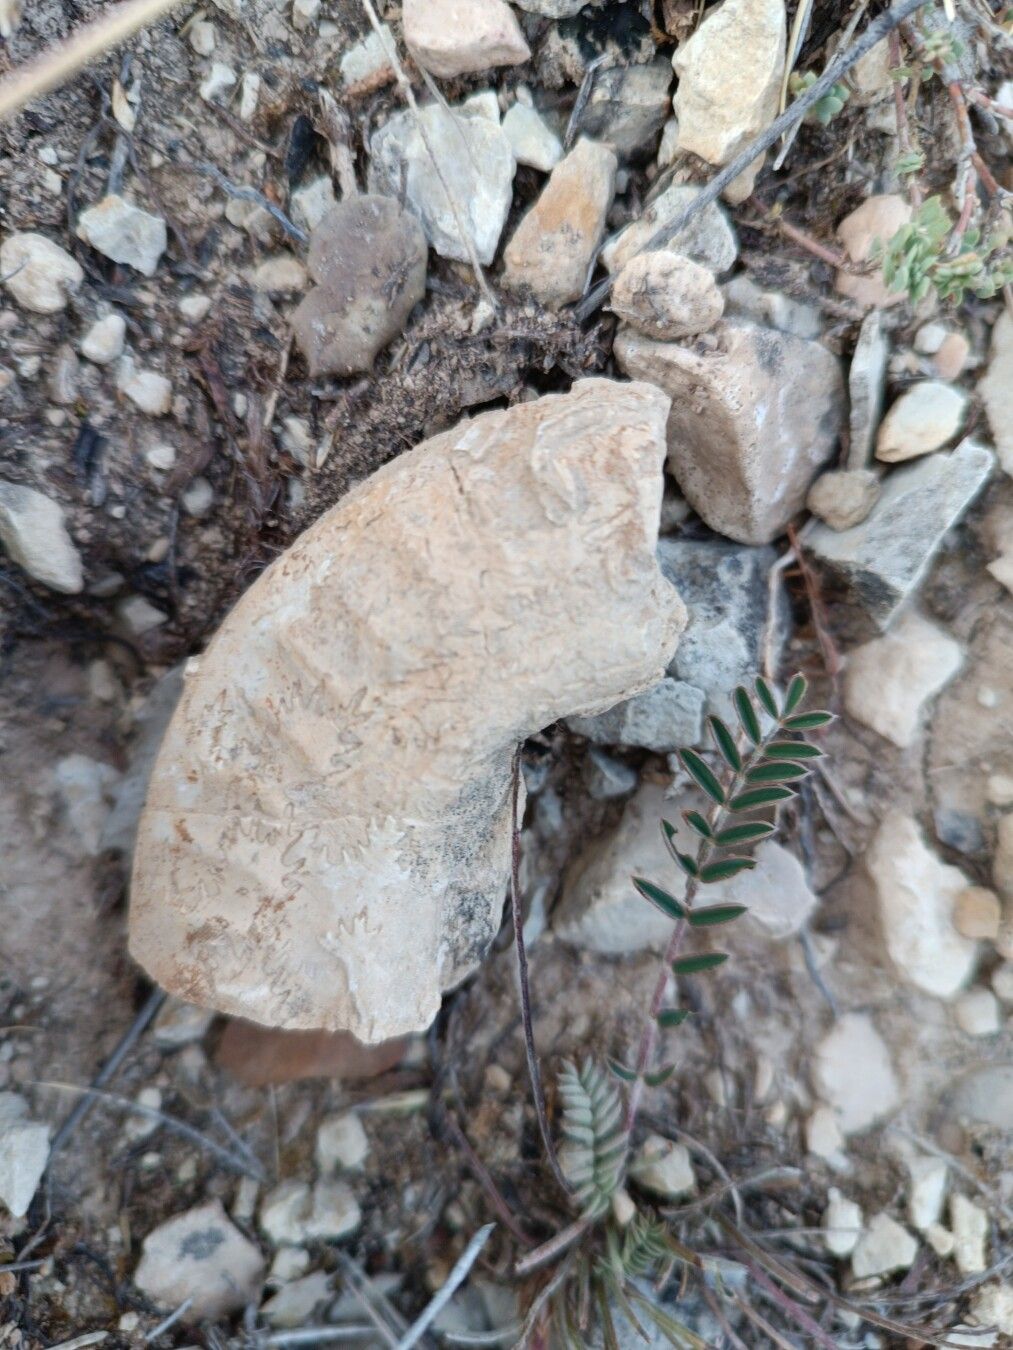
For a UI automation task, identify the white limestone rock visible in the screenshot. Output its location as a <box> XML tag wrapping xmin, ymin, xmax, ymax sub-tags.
<box><xmin>907</xmin><ymin>1156</ymin><xmax>948</xmax><ymax>1232</ymax></box>
<box><xmin>76</xmin><ymin>195</ymin><xmax>167</xmax><ymax>276</ymax></box>
<box><xmin>53</xmin><ymin>754</ymin><xmax>121</xmax><ymax>854</ymax></box>
<box><xmin>812</xmin><ymin>1013</ymin><xmax>899</xmax><ymax>1134</ymax></box>
<box><xmin>951</xmin><ymin>1194</ymin><xmax>989</xmax><ymax>1275</ymax></box>
<box><xmin>554</xmin><ymin>782</ymin><xmax>685</xmax><ymax>954</ymax></box>
<box><xmin>502</xmin><ymin>100</ymin><xmax>563</xmax><ymax>172</ymax></box>
<box><xmin>672</xmin><ymin>0</ymin><xmax>785</xmax><ymax>188</ymax></box>
<box><xmin>81</xmin><ymin>312</ymin><xmax>127</xmax><ymax>365</ymax></box>
<box><xmin>843</xmin><ymin>611</ymin><xmax>962</xmax><ymax>748</ymax></box>
<box><xmin>700</xmin><ymin>839</ymin><xmax>817</xmax><ymax>940</ymax></box>
<box><xmin>129</xmin><ymin>381</ymin><xmax>685</xmax><ymax>1042</ymax></box>
<box><xmin>979</xmin><ymin>310</ymin><xmax>1013</xmax><ymax>476</ymax></box>
<box><xmin>851</xmin><ymin>1212</ymin><xmax>918</xmax><ymax>1279</ymax></box>
<box><xmin>823</xmin><ymin>1188</ymin><xmax>862</xmax><ymax>1257</ymax></box>
<box><xmin>0</xmin><ymin>1093</ymin><xmax>50</xmax><ymax>1218</ymax></box>
<box><xmin>368</xmin><ymin>103</ymin><xmax>516</xmax><ymax>265</ymax></box>
<box><xmin>954</xmin><ymin>988</ymin><xmax>1001</xmax><ymax>1036</ymax></box>
<box><xmin>0</xmin><ymin>482</ymin><xmax>83</xmax><ymax>593</ymax></box>
<box><xmin>316</xmin><ymin>1112</ymin><xmax>370</xmax><ymax>1172</ymax></box>
<box><xmin>848</xmin><ymin>310</ymin><xmax>889</xmax><ymax>468</ymax></box>
<box><xmin>403</xmin><ymin>0</ymin><xmax>529</xmax><ymax>79</ymax></box>
<box><xmin>631</xmin><ymin>1136</ymin><xmax>695</xmax><ymax>1199</ymax></box>
<box><xmin>134</xmin><ymin>1200</ymin><xmax>264</xmax><ymax>1320</ymax></box>
<box><xmin>339</xmin><ymin>25</ymin><xmax>395</xmax><ymax>87</ymax></box>
<box><xmin>615</xmin><ymin>320</ymin><xmax>844</xmax><ymax>545</ymax></box>
<box><xmin>865</xmin><ymin>811</ymin><xmax>978</xmax><ymax>998</ymax></box>
<box><xmin>117</xmin><ymin>360</ymin><xmax>173</xmax><ymax>416</ymax></box>
<box><xmin>503</xmin><ymin>138</ymin><xmax>617</xmax><ymax>308</ymax></box>
<box><xmin>259</xmin><ymin>1179</ymin><xmax>360</xmax><ymax>1245</ymax></box>
<box><xmin>876</xmin><ymin>381</ymin><xmax>969</xmax><ymax>463</ymax></box>
<box><xmin>0</xmin><ymin>232</ymin><xmax>83</xmax><ymax>313</ymax></box>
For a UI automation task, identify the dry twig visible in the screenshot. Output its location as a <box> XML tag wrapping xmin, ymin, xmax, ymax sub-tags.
<box><xmin>575</xmin><ymin>0</ymin><xmax>933</xmax><ymax>321</ymax></box>
<box><xmin>0</xmin><ymin>0</ymin><xmax>181</xmax><ymax>122</ymax></box>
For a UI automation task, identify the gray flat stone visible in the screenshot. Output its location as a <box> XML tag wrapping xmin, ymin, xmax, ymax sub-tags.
<box><xmin>808</xmin><ymin>439</ymin><xmax>994</xmax><ymax>631</ymax></box>
<box><xmin>567</xmin><ymin>676</ymin><xmax>705</xmax><ymax>753</ymax></box>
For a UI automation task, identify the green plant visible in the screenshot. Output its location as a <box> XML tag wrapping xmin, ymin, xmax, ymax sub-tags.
<box><xmin>789</xmin><ymin>69</ymin><xmax>850</xmax><ymax>125</ymax></box>
<box><xmin>516</xmin><ymin>674</ymin><xmax>835</xmax><ymax>1344</ymax></box>
<box><xmin>878</xmin><ymin>195</ymin><xmax>1013</xmax><ymax>304</ymax></box>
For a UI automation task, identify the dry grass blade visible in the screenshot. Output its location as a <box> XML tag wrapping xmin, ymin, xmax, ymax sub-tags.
<box><xmin>0</xmin><ymin>0</ymin><xmax>182</xmax><ymax>122</ymax></box>
<box><xmin>395</xmin><ymin>1224</ymin><xmax>495</xmax><ymax>1350</ymax></box>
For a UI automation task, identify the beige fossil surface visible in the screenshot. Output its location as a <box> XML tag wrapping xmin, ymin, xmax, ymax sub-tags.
<box><xmin>129</xmin><ymin>380</ymin><xmax>685</xmax><ymax>1042</ymax></box>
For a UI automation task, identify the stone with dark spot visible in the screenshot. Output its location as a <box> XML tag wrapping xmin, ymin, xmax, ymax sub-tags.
<box><xmin>134</xmin><ymin>1200</ymin><xmax>264</xmax><ymax>1320</ymax></box>
<box><xmin>291</xmin><ymin>196</ymin><xmax>427</xmax><ymax>378</ymax></box>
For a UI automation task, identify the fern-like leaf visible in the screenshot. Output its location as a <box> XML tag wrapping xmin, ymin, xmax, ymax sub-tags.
<box><xmin>558</xmin><ymin>1060</ymin><xmax>629</xmax><ymax>1220</ymax></box>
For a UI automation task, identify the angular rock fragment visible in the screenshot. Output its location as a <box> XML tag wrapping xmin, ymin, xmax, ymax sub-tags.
<box><xmin>0</xmin><ymin>1093</ymin><xmax>50</xmax><ymax>1218</ymax></box>
<box><xmin>807</xmin><ymin>439</ymin><xmax>993</xmax><ymax>631</ymax></box>
<box><xmin>403</xmin><ymin>0</ymin><xmax>530</xmax><ymax>79</ymax></box>
<box><xmin>722</xmin><ymin>273</ymin><xmax>820</xmax><ymax>339</ymax></box>
<box><xmin>0</xmin><ymin>482</ymin><xmax>83</xmax><ymax>593</ymax></box>
<box><xmin>601</xmin><ymin>184</ymin><xmax>738</xmax><ymax>276</ymax></box>
<box><xmin>129</xmin><ymin>381</ymin><xmax>685</xmax><ymax>1042</ymax></box>
<box><xmin>876</xmin><ymin>381</ymin><xmax>968</xmax><ymax>463</ymax></box>
<box><xmin>866</xmin><ymin>811</ymin><xmax>978</xmax><ymax>998</ymax></box>
<box><xmin>567</xmin><ymin>676</ymin><xmax>705</xmax><ymax>753</ymax></box>
<box><xmin>369</xmin><ymin>103</ymin><xmax>516</xmax><ymax>264</ymax></box>
<box><xmin>610</xmin><ymin>250</ymin><xmax>723</xmax><ymax>340</ymax></box>
<box><xmin>847</xmin><ymin>310</ymin><xmax>888</xmax><ymax>468</ymax></box>
<box><xmin>843</xmin><ymin>612</ymin><xmax>962</xmax><ymax>748</ymax></box>
<box><xmin>502</xmin><ymin>138</ymin><xmax>617</xmax><ymax>308</ymax></box>
<box><xmin>812</xmin><ymin>1012</ymin><xmax>899</xmax><ymax>1134</ymax></box>
<box><xmin>291</xmin><ymin>197</ymin><xmax>427</xmax><ymax>377</ymax></box>
<box><xmin>76</xmin><ymin>194</ymin><xmax>167</xmax><ymax>276</ymax></box>
<box><xmin>134</xmin><ymin>1201</ymin><xmax>264</xmax><ymax>1320</ymax></box>
<box><xmin>578</xmin><ymin>58</ymin><xmax>672</xmax><ymax>157</ymax></box>
<box><xmin>554</xmin><ymin>783</ymin><xmax>684</xmax><ymax>955</ymax></box>
<box><xmin>851</xmin><ymin>1213</ymin><xmax>918</xmax><ymax>1279</ymax></box>
<box><xmin>672</xmin><ymin>0</ymin><xmax>785</xmax><ymax>200</ymax></box>
<box><xmin>502</xmin><ymin>99</ymin><xmax>562</xmax><ymax>171</ymax></box>
<box><xmin>657</xmin><ymin>536</ymin><xmax>785</xmax><ymax>722</ymax></box>
<box><xmin>616</xmin><ymin>320</ymin><xmax>844</xmax><ymax>544</ymax></box>
<box><xmin>0</xmin><ymin>232</ymin><xmax>83</xmax><ymax>313</ymax></box>
<box><xmin>979</xmin><ymin>310</ymin><xmax>1013</xmax><ymax>476</ymax></box>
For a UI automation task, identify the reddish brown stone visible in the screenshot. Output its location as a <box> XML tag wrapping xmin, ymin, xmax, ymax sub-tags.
<box><xmin>216</xmin><ymin>1019</ymin><xmax>408</xmax><ymax>1087</ymax></box>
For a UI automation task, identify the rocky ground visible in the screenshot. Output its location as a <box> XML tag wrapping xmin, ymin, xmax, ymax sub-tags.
<box><xmin>1</xmin><ymin>0</ymin><xmax>1012</xmax><ymax>1345</ymax></box>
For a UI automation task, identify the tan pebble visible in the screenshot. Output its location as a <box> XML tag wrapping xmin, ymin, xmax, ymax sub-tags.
<box><xmin>933</xmin><ymin>331</ymin><xmax>970</xmax><ymax>380</ymax></box>
<box><xmin>954</xmin><ymin>887</ymin><xmax>1001</xmax><ymax>941</ymax></box>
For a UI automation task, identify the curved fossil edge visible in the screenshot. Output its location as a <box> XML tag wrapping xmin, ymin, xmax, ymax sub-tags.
<box><xmin>128</xmin><ymin>378</ymin><xmax>687</xmax><ymax>1043</ymax></box>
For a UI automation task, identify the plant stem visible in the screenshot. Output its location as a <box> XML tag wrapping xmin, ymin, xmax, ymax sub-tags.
<box><xmin>509</xmin><ymin>753</ymin><xmax>570</xmax><ymax>1198</ymax></box>
<box><xmin>623</xmin><ymin>730</ymin><xmax>781</xmax><ymax>1138</ymax></box>
<box><xmin>888</xmin><ymin>30</ymin><xmax>924</xmax><ymax>207</ymax></box>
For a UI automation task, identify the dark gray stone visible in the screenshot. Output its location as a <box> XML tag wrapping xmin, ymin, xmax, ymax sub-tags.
<box><xmin>657</xmin><ymin>535</ymin><xmax>787</xmax><ymax>724</ymax></box>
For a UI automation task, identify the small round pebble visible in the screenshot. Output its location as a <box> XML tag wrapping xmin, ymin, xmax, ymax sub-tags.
<box><xmin>81</xmin><ymin>312</ymin><xmax>127</xmax><ymax>365</ymax></box>
<box><xmin>807</xmin><ymin>468</ymin><xmax>880</xmax><ymax>531</ymax></box>
<box><xmin>954</xmin><ymin>886</ymin><xmax>1001</xmax><ymax>941</ymax></box>
<box><xmin>610</xmin><ymin>249</ymin><xmax>724</xmax><ymax>340</ymax></box>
